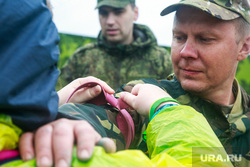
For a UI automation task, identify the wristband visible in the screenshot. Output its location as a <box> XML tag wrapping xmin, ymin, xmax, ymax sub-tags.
<box><xmin>150</xmin><ymin>103</ymin><xmax>179</xmax><ymax>121</ymax></box>
<box><xmin>149</xmin><ymin>97</ymin><xmax>180</xmax><ymax>121</ymax></box>
<box><xmin>143</xmin><ymin>103</ymin><xmax>179</xmax><ymax>143</ymax></box>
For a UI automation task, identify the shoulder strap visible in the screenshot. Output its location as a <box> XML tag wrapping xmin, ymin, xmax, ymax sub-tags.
<box><xmin>65</xmin><ymin>82</ymin><xmax>135</xmax><ymax>149</ymax></box>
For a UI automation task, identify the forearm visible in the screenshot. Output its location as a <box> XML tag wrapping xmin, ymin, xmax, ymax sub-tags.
<box><xmin>147</xmin><ymin>105</ymin><xmax>233</xmax><ymax>166</ymax></box>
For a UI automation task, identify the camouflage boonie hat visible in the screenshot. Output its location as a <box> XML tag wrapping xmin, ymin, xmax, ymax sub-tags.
<box><xmin>160</xmin><ymin>0</ymin><xmax>250</xmax><ymax>24</ymax></box>
<box><xmin>96</xmin><ymin>0</ymin><xmax>135</xmax><ymax>9</ymax></box>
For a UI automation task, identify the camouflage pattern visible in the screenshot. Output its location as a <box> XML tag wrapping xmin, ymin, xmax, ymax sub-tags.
<box><xmin>118</xmin><ymin>75</ymin><xmax>250</xmax><ymax>166</ymax></box>
<box><xmin>58</xmin><ymin>100</ymin><xmax>145</xmax><ymax>151</ymax></box>
<box><xmin>58</xmin><ymin>103</ymin><xmax>129</xmax><ymax>151</ymax></box>
<box><xmin>161</xmin><ymin>0</ymin><xmax>250</xmax><ymax>24</ymax></box>
<box><xmin>96</xmin><ymin>0</ymin><xmax>135</xmax><ymax>9</ymax></box>
<box><xmin>58</xmin><ymin>24</ymin><xmax>172</xmax><ymax>90</ymax></box>
<box><xmin>58</xmin><ymin>74</ymin><xmax>250</xmax><ymax>166</ymax></box>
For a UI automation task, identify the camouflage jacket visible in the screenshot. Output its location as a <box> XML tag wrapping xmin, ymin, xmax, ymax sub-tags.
<box><xmin>58</xmin><ymin>24</ymin><xmax>172</xmax><ymax>89</ymax></box>
<box><xmin>59</xmin><ymin>74</ymin><xmax>249</xmax><ymax>166</ymax></box>
<box><xmin>119</xmin><ymin>75</ymin><xmax>250</xmax><ymax>167</ymax></box>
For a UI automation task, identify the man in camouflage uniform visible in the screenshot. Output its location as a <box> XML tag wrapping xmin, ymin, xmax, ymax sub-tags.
<box><xmin>19</xmin><ymin>0</ymin><xmax>250</xmax><ymax>166</ymax></box>
<box><xmin>58</xmin><ymin>0</ymin><xmax>172</xmax><ymax>89</ymax></box>
<box><xmin>116</xmin><ymin>0</ymin><xmax>250</xmax><ymax>166</ymax></box>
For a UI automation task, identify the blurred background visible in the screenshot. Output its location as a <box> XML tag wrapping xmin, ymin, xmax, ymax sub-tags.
<box><xmin>50</xmin><ymin>0</ymin><xmax>250</xmax><ymax>93</ymax></box>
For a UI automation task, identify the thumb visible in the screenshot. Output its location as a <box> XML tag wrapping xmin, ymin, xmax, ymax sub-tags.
<box><xmin>71</xmin><ymin>85</ymin><xmax>102</xmax><ymax>104</ymax></box>
<box><xmin>119</xmin><ymin>92</ymin><xmax>136</xmax><ymax>109</ymax></box>
<box><xmin>81</xmin><ymin>85</ymin><xmax>102</xmax><ymax>101</ymax></box>
<box><xmin>97</xmin><ymin>137</ymin><xmax>116</xmax><ymax>153</ymax></box>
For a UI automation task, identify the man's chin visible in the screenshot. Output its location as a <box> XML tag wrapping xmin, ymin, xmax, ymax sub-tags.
<box><xmin>106</xmin><ymin>37</ymin><xmax>122</xmax><ymax>44</ymax></box>
<box><xmin>181</xmin><ymin>81</ymin><xmax>205</xmax><ymax>94</ymax></box>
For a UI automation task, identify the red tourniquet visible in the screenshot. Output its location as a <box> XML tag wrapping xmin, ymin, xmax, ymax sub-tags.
<box><xmin>0</xmin><ymin>150</ymin><xmax>19</xmax><ymax>161</ymax></box>
<box><xmin>66</xmin><ymin>82</ymin><xmax>135</xmax><ymax>149</ymax></box>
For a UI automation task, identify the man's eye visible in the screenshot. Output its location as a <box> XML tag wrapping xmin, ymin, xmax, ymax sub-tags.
<box><xmin>176</xmin><ymin>36</ymin><xmax>183</xmax><ymax>40</ymax></box>
<box><xmin>99</xmin><ymin>11</ymin><xmax>108</xmax><ymax>16</ymax></box>
<box><xmin>200</xmin><ymin>37</ymin><xmax>214</xmax><ymax>43</ymax></box>
<box><xmin>174</xmin><ymin>35</ymin><xmax>185</xmax><ymax>42</ymax></box>
<box><xmin>114</xmin><ymin>10</ymin><xmax>123</xmax><ymax>15</ymax></box>
<box><xmin>201</xmin><ymin>38</ymin><xmax>209</xmax><ymax>41</ymax></box>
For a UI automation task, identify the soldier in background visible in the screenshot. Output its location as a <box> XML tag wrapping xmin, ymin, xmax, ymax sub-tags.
<box><xmin>58</xmin><ymin>0</ymin><xmax>172</xmax><ymax>89</ymax></box>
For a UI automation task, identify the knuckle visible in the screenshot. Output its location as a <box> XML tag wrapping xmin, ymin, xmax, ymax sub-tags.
<box><xmin>35</xmin><ymin>125</ymin><xmax>52</xmax><ymax>137</ymax></box>
<box><xmin>75</xmin><ymin>121</ymin><xmax>95</xmax><ymax>134</ymax></box>
<box><xmin>53</xmin><ymin>123</ymin><xmax>72</xmax><ymax>136</ymax></box>
<box><xmin>20</xmin><ymin>132</ymin><xmax>33</xmax><ymax>140</ymax></box>
<box><xmin>55</xmin><ymin>118</ymin><xmax>69</xmax><ymax>123</ymax></box>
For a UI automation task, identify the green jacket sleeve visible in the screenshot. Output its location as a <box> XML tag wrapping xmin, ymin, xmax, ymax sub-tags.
<box><xmin>146</xmin><ymin>105</ymin><xmax>233</xmax><ymax>166</ymax></box>
<box><xmin>4</xmin><ymin>105</ymin><xmax>233</xmax><ymax>167</ymax></box>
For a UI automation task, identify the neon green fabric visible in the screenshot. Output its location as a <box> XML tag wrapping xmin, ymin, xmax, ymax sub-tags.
<box><xmin>0</xmin><ymin>114</ymin><xmax>22</xmax><ymax>151</ymax></box>
<box><xmin>147</xmin><ymin>105</ymin><xmax>233</xmax><ymax>166</ymax></box>
<box><xmin>2</xmin><ymin>146</ymin><xmax>185</xmax><ymax>167</ymax></box>
<box><xmin>2</xmin><ymin>105</ymin><xmax>233</xmax><ymax>166</ymax></box>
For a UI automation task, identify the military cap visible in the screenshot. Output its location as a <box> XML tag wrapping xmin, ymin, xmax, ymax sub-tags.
<box><xmin>161</xmin><ymin>0</ymin><xmax>250</xmax><ymax>24</ymax></box>
<box><xmin>96</xmin><ymin>0</ymin><xmax>135</xmax><ymax>9</ymax></box>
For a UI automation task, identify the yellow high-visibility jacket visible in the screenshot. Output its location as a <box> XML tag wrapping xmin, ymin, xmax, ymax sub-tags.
<box><xmin>1</xmin><ymin>105</ymin><xmax>233</xmax><ymax>167</ymax></box>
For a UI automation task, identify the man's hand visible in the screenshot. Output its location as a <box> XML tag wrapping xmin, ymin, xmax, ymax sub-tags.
<box><xmin>19</xmin><ymin>119</ymin><xmax>116</xmax><ymax>167</ymax></box>
<box><xmin>120</xmin><ymin>84</ymin><xmax>172</xmax><ymax>117</ymax></box>
<box><xmin>19</xmin><ymin>77</ymin><xmax>116</xmax><ymax>166</ymax></box>
<box><xmin>58</xmin><ymin>76</ymin><xmax>115</xmax><ymax>106</ymax></box>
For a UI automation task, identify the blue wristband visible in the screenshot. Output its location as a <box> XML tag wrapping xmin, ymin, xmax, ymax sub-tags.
<box><xmin>150</xmin><ymin>103</ymin><xmax>179</xmax><ymax>121</ymax></box>
<box><xmin>149</xmin><ymin>97</ymin><xmax>180</xmax><ymax>121</ymax></box>
<box><xmin>143</xmin><ymin>104</ymin><xmax>179</xmax><ymax>143</ymax></box>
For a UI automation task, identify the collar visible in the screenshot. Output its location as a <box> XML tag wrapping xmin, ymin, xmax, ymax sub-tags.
<box><xmin>97</xmin><ymin>24</ymin><xmax>157</xmax><ymax>53</ymax></box>
<box><xmin>227</xmin><ymin>79</ymin><xmax>244</xmax><ymax>124</ymax></box>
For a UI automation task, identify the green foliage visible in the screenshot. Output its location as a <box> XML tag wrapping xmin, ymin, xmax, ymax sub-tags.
<box><xmin>58</xmin><ymin>33</ymin><xmax>96</xmax><ymax>69</ymax></box>
<box><xmin>56</xmin><ymin>34</ymin><xmax>96</xmax><ymax>90</ymax></box>
<box><xmin>236</xmin><ymin>56</ymin><xmax>250</xmax><ymax>94</ymax></box>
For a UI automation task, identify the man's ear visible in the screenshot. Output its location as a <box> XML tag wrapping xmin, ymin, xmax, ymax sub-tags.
<box><xmin>238</xmin><ymin>35</ymin><xmax>250</xmax><ymax>61</ymax></box>
<box><xmin>133</xmin><ymin>6</ymin><xmax>138</xmax><ymax>21</ymax></box>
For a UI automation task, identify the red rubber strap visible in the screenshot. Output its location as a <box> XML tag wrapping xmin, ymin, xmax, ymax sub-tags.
<box><xmin>65</xmin><ymin>82</ymin><xmax>135</xmax><ymax>149</ymax></box>
<box><xmin>0</xmin><ymin>150</ymin><xmax>19</xmax><ymax>161</ymax></box>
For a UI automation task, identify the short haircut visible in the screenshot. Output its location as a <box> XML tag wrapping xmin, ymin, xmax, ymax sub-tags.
<box><xmin>130</xmin><ymin>2</ymin><xmax>136</xmax><ymax>9</ymax></box>
<box><xmin>233</xmin><ymin>17</ymin><xmax>250</xmax><ymax>43</ymax></box>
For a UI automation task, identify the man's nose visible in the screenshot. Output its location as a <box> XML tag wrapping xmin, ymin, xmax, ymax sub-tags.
<box><xmin>106</xmin><ymin>13</ymin><xmax>116</xmax><ymax>24</ymax></box>
<box><xmin>180</xmin><ymin>39</ymin><xmax>198</xmax><ymax>59</ymax></box>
